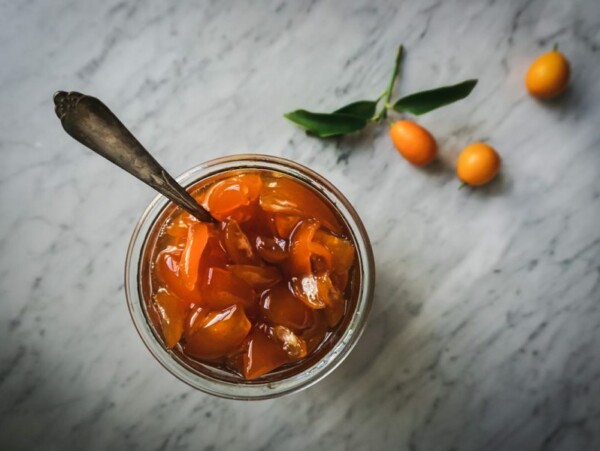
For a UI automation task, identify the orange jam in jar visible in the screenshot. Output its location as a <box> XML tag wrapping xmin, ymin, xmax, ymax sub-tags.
<box><xmin>141</xmin><ymin>168</ymin><xmax>359</xmax><ymax>380</ymax></box>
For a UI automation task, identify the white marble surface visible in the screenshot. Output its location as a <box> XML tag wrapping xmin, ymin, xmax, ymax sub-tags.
<box><xmin>1</xmin><ymin>0</ymin><xmax>600</xmax><ymax>449</ymax></box>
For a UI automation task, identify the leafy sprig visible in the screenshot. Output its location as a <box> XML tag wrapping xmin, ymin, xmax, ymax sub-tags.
<box><xmin>284</xmin><ymin>45</ymin><xmax>477</xmax><ymax>138</ymax></box>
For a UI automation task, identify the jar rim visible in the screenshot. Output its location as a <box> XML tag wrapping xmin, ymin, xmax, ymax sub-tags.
<box><xmin>124</xmin><ymin>154</ymin><xmax>375</xmax><ymax>399</ymax></box>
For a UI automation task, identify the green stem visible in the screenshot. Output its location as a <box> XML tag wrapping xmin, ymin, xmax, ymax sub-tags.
<box><xmin>552</xmin><ymin>43</ymin><xmax>559</xmax><ymax>51</ymax></box>
<box><xmin>374</xmin><ymin>44</ymin><xmax>404</xmax><ymax>121</ymax></box>
<box><xmin>385</xmin><ymin>45</ymin><xmax>404</xmax><ymax>105</ymax></box>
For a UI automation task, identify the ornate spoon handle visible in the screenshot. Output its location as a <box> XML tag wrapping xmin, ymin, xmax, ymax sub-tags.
<box><xmin>53</xmin><ymin>91</ymin><xmax>214</xmax><ymax>223</ymax></box>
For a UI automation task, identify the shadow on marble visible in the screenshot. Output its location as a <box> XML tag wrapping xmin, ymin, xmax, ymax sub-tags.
<box><xmin>303</xmin><ymin>261</ymin><xmax>433</xmax><ymax>399</ymax></box>
<box><xmin>344</xmin><ymin>264</ymin><xmax>425</xmax><ymax>371</ymax></box>
<box><xmin>462</xmin><ymin>170</ymin><xmax>513</xmax><ymax>198</ymax></box>
<box><xmin>534</xmin><ymin>83</ymin><xmax>580</xmax><ymax>111</ymax></box>
<box><xmin>415</xmin><ymin>157</ymin><xmax>448</xmax><ymax>176</ymax></box>
<box><xmin>328</xmin><ymin>125</ymin><xmax>382</xmax><ymax>163</ymax></box>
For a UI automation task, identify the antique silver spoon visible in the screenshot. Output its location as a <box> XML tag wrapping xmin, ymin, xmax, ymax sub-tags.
<box><xmin>53</xmin><ymin>91</ymin><xmax>215</xmax><ymax>223</ymax></box>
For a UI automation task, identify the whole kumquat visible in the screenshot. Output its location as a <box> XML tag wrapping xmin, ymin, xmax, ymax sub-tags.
<box><xmin>456</xmin><ymin>142</ymin><xmax>501</xmax><ymax>186</ymax></box>
<box><xmin>389</xmin><ymin>120</ymin><xmax>437</xmax><ymax>166</ymax></box>
<box><xmin>525</xmin><ymin>49</ymin><xmax>570</xmax><ymax>99</ymax></box>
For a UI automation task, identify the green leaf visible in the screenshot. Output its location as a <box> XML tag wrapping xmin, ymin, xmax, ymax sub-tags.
<box><xmin>333</xmin><ymin>100</ymin><xmax>378</xmax><ymax>120</ymax></box>
<box><xmin>393</xmin><ymin>79</ymin><xmax>478</xmax><ymax>115</ymax></box>
<box><xmin>284</xmin><ymin>110</ymin><xmax>368</xmax><ymax>138</ymax></box>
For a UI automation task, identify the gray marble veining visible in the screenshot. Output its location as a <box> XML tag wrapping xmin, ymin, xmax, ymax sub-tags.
<box><xmin>1</xmin><ymin>0</ymin><xmax>600</xmax><ymax>450</ymax></box>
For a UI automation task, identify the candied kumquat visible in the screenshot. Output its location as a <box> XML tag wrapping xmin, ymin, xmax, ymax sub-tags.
<box><xmin>314</xmin><ymin>230</ymin><xmax>354</xmax><ymax>276</ymax></box>
<box><xmin>316</xmin><ymin>273</ymin><xmax>345</xmax><ymax>327</ymax></box>
<box><xmin>273</xmin><ymin>214</ymin><xmax>301</xmax><ymax>238</ymax></box>
<box><xmin>308</xmin><ymin>241</ymin><xmax>333</xmax><ymax>269</ymax></box>
<box><xmin>203</xmin><ymin>174</ymin><xmax>263</xmax><ymax>222</ymax></box>
<box><xmin>289</xmin><ymin>219</ymin><xmax>320</xmax><ymax>275</ymax></box>
<box><xmin>201</xmin><ymin>267</ymin><xmax>256</xmax><ymax>312</ymax></box>
<box><xmin>255</xmin><ymin>236</ymin><xmax>288</xmax><ymax>263</ymax></box>
<box><xmin>223</xmin><ymin>219</ymin><xmax>259</xmax><ymax>265</ymax></box>
<box><xmin>180</xmin><ymin>222</ymin><xmax>210</xmax><ymax>291</ymax></box>
<box><xmin>242</xmin><ymin>328</ymin><xmax>290</xmax><ymax>380</ymax></box>
<box><xmin>273</xmin><ymin>325</ymin><xmax>308</xmax><ymax>360</ymax></box>
<box><xmin>184</xmin><ymin>304</ymin><xmax>251</xmax><ymax>360</ymax></box>
<box><xmin>165</xmin><ymin>216</ymin><xmax>191</xmax><ymax>241</ymax></box>
<box><xmin>227</xmin><ymin>264</ymin><xmax>281</xmax><ymax>289</ymax></box>
<box><xmin>290</xmin><ymin>275</ymin><xmax>327</xmax><ymax>309</ymax></box>
<box><xmin>260</xmin><ymin>176</ymin><xmax>341</xmax><ymax>233</ymax></box>
<box><xmin>155</xmin><ymin>247</ymin><xmax>202</xmax><ymax>304</ymax></box>
<box><xmin>260</xmin><ymin>283</ymin><xmax>313</xmax><ymax>329</ymax></box>
<box><xmin>154</xmin><ymin>288</ymin><xmax>188</xmax><ymax>348</ymax></box>
<box><xmin>201</xmin><ymin>232</ymin><xmax>229</xmax><ymax>269</ymax></box>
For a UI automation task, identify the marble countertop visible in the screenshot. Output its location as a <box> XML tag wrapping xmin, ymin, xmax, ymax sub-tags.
<box><xmin>2</xmin><ymin>0</ymin><xmax>600</xmax><ymax>449</ymax></box>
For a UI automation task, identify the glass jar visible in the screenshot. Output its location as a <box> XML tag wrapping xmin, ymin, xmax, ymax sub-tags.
<box><xmin>125</xmin><ymin>155</ymin><xmax>375</xmax><ymax>399</ymax></box>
